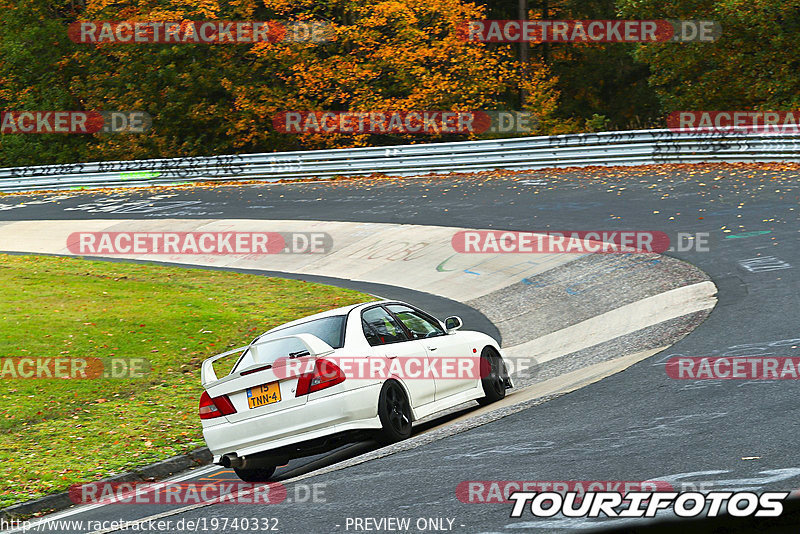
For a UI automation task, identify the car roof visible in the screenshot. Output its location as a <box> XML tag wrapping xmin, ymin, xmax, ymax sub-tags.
<box><xmin>263</xmin><ymin>299</ymin><xmax>396</xmax><ymax>333</ymax></box>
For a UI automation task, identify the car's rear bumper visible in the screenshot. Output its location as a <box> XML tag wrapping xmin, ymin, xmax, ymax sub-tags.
<box><xmin>204</xmin><ymin>383</ymin><xmax>383</xmax><ymax>462</ymax></box>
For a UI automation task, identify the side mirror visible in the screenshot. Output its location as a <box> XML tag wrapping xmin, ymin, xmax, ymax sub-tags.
<box><xmin>445</xmin><ymin>316</ymin><xmax>463</xmax><ymax>333</ymax></box>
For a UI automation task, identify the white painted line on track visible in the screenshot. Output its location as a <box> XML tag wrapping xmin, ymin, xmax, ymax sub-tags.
<box><xmin>503</xmin><ymin>281</ymin><xmax>717</xmax><ymax>366</ymax></box>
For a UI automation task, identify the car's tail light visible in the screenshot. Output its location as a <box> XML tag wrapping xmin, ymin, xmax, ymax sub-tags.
<box><xmin>198</xmin><ymin>391</ymin><xmax>237</xmax><ymax>419</ymax></box>
<box><xmin>296</xmin><ymin>358</ymin><xmax>345</xmax><ymax>396</ymax></box>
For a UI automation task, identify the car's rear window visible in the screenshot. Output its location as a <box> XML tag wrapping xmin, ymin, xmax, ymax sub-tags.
<box><xmin>261</xmin><ymin>315</ymin><xmax>347</xmax><ymax>349</ymax></box>
<box><xmin>231</xmin><ymin>315</ymin><xmax>347</xmax><ymax>373</ymax></box>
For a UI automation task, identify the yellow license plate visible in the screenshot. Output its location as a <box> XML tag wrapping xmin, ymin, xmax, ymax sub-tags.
<box><xmin>246</xmin><ymin>381</ymin><xmax>281</xmax><ymax>409</ymax></box>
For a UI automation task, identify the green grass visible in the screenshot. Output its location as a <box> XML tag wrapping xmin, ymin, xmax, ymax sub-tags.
<box><xmin>0</xmin><ymin>254</ymin><xmax>371</xmax><ymax>508</ymax></box>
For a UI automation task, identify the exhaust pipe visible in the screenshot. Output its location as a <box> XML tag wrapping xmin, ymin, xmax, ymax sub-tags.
<box><xmin>221</xmin><ymin>453</ymin><xmax>280</xmax><ymax>469</ymax></box>
<box><xmin>221</xmin><ymin>454</ymin><xmax>244</xmax><ymax>468</ymax></box>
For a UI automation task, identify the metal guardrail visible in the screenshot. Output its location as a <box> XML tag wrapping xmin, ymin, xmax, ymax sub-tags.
<box><xmin>1</xmin><ymin>128</ymin><xmax>799</xmax><ymax>193</ymax></box>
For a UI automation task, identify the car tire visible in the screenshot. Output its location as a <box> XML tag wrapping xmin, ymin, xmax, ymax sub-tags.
<box><xmin>233</xmin><ymin>466</ymin><xmax>276</xmax><ymax>482</ymax></box>
<box><xmin>478</xmin><ymin>348</ymin><xmax>507</xmax><ymax>406</ymax></box>
<box><xmin>375</xmin><ymin>380</ymin><xmax>412</xmax><ymax>444</ymax></box>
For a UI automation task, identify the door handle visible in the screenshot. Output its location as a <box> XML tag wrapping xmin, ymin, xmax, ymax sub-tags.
<box><xmin>427</xmin><ymin>347</ymin><xmax>437</xmax><ymax>351</ymax></box>
<box><xmin>387</xmin><ymin>354</ymin><xmax>398</xmax><ymax>359</ymax></box>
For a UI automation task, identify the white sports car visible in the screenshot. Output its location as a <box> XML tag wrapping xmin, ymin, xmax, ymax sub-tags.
<box><xmin>199</xmin><ymin>300</ymin><xmax>512</xmax><ymax>481</ymax></box>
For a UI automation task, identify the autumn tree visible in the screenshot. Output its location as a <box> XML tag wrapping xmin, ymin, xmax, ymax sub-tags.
<box><xmin>65</xmin><ymin>0</ymin><xmax>561</xmax><ymax>161</ymax></box>
<box><xmin>618</xmin><ymin>0</ymin><xmax>800</xmax><ymax>113</ymax></box>
<box><xmin>0</xmin><ymin>0</ymin><xmax>91</xmax><ymax>166</ymax></box>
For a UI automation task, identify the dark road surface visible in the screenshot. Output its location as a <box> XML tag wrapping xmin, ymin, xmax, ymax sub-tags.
<box><xmin>2</xmin><ymin>165</ymin><xmax>799</xmax><ymax>533</ymax></box>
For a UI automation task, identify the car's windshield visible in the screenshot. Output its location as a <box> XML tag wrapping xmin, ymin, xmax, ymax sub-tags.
<box><xmin>386</xmin><ymin>304</ymin><xmax>445</xmax><ymax>339</ymax></box>
<box><xmin>232</xmin><ymin>315</ymin><xmax>347</xmax><ymax>373</ymax></box>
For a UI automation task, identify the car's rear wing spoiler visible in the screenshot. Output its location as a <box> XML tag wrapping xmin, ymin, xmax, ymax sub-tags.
<box><xmin>200</xmin><ymin>333</ymin><xmax>335</xmax><ymax>388</ymax></box>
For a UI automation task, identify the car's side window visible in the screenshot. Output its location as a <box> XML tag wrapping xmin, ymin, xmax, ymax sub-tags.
<box><xmin>386</xmin><ymin>304</ymin><xmax>445</xmax><ymax>339</ymax></box>
<box><xmin>361</xmin><ymin>306</ymin><xmax>409</xmax><ymax>346</ymax></box>
<box><xmin>361</xmin><ymin>319</ymin><xmax>382</xmax><ymax>346</ymax></box>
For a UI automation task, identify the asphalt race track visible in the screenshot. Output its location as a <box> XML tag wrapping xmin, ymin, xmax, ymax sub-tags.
<box><xmin>1</xmin><ymin>165</ymin><xmax>799</xmax><ymax>533</ymax></box>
